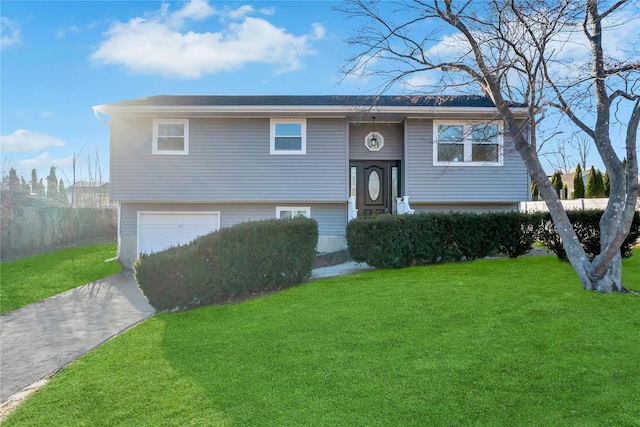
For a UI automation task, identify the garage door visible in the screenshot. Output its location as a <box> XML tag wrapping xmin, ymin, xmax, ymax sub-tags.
<box><xmin>138</xmin><ymin>212</ymin><xmax>220</xmax><ymax>255</ymax></box>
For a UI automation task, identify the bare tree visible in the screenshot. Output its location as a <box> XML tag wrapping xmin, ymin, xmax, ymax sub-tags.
<box><xmin>569</xmin><ymin>132</ymin><xmax>593</xmax><ymax>171</ymax></box>
<box><xmin>336</xmin><ymin>0</ymin><xmax>639</xmax><ymax>293</ymax></box>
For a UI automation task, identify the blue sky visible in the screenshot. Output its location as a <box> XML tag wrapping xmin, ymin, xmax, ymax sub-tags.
<box><xmin>2</xmin><ymin>1</ymin><xmax>368</xmax><ymax>184</ymax></box>
<box><xmin>1</xmin><ymin>1</ymin><xmax>636</xmax><ymax>185</ymax></box>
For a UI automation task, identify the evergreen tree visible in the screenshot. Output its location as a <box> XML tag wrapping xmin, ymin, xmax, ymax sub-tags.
<box><xmin>551</xmin><ymin>170</ymin><xmax>563</xmax><ymax>198</ymax></box>
<box><xmin>595</xmin><ymin>170</ymin><xmax>605</xmax><ymax>197</ymax></box>
<box><xmin>58</xmin><ymin>179</ymin><xmax>68</xmax><ymax>206</ymax></box>
<box><xmin>37</xmin><ymin>178</ymin><xmax>46</xmax><ymax>198</ymax></box>
<box><xmin>531</xmin><ymin>180</ymin><xmax>539</xmax><ymax>200</ymax></box>
<box><xmin>603</xmin><ymin>170</ymin><xmax>610</xmax><ymax>197</ymax></box>
<box><xmin>46</xmin><ymin>166</ymin><xmax>58</xmax><ymax>199</ymax></box>
<box><xmin>20</xmin><ymin>177</ymin><xmax>30</xmax><ymax>194</ymax></box>
<box><xmin>585</xmin><ymin>166</ymin><xmax>597</xmax><ymax>198</ymax></box>
<box><xmin>572</xmin><ymin>164</ymin><xmax>585</xmax><ymax>199</ymax></box>
<box><xmin>31</xmin><ymin>169</ymin><xmax>38</xmax><ymax>195</ymax></box>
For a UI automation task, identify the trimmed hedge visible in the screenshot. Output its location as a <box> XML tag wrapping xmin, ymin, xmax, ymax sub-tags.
<box><xmin>134</xmin><ymin>217</ymin><xmax>318</xmax><ymax>311</ymax></box>
<box><xmin>346</xmin><ymin>210</ymin><xmax>639</xmax><ymax>269</ymax></box>
<box><xmin>536</xmin><ymin>210</ymin><xmax>640</xmax><ymax>261</ymax></box>
<box><xmin>346</xmin><ymin>212</ymin><xmax>540</xmax><ymax>269</ymax></box>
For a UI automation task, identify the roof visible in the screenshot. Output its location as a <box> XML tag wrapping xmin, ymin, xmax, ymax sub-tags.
<box><xmin>93</xmin><ymin>94</ymin><xmax>528</xmax><ymax>120</ymax></box>
<box><xmin>98</xmin><ymin>94</ymin><xmax>524</xmax><ymax>108</ymax></box>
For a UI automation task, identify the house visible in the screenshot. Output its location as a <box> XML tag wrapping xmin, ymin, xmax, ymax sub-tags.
<box><xmin>560</xmin><ymin>171</ymin><xmax>589</xmax><ymax>199</ymax></box>
<box><xmin>93</xmin><ymin>95</ymin><xmax>530</xmax><ymax>267</ymax></box>
<box><xmin>65</xmin><ymin>182</ymin><xmax>113</xmax><ymax>208</ymax></box>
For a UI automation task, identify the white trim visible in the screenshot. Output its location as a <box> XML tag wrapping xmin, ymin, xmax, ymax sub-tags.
<box><xmin>364</xmin><ymin>131</ymin><xmax>384</xmax><ymax>151</ymax></box>
<box><xmin>152</xmin><ymin>118</ymin><xmax>189</xmax><ymax>155</ymax></box>
<box><xmin>270</xmin><ymin>118</ymin><xmax>307</xmax><ymax>155</ymax></box>
<box><xmin>432</xmin><ymin>120</ymin><xmax>503</xmax><ymax>167</ymax></box>
<box><xmin>137</xmin><ymin>211</ymin><xmax>220</xmax><ymax>256</ymax></box>
<box><xmin>276</xmin><ymin>206</ymin><xmax>311</xmax><ymax>219</ymax></box>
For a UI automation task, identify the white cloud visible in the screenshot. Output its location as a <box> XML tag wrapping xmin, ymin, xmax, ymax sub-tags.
<box><xmin>90</xmin><ymin>1</ymin><xmax>321</xmax><ymax>79</ymax></box>
<box><xmin>1</xmin><ymin>17</ymin><xmax>21</xmax><ymax>50</ymax></box>
<box><xmin>311</xmin><ymin>23</ymin><xmax>326</xmax><ymax>40</ymax></box>
<box><xmin>56</xmin><ymin>22</ymin><xmax>96</xmax><ymax>39</ymax></box>
<box><xmin>1</xmin><ymin>129</ymin><xmax>66</xmax><ymax>153</ymax></box>
<box><xmin>403</xmin><ymin>73</ymin><xmax>439</xmax><ymax>90</ymax></box>
<box><xmin>227</xmin><ymin>5</ymin><xmax>255</xmax><ymax>20</ymax></box>
<box><xmin>17</xmin><ymin>152</ymin><xmax>74</xmax><ymax>169</ymax></box>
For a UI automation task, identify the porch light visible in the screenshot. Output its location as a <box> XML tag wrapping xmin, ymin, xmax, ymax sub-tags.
<box><xmin>369</xmin><ymin>116</ymin><xmax>378</xmax><ymax>147</ymax></box>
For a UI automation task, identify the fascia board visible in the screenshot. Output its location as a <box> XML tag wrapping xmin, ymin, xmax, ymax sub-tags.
<box><xmin>93</xmin><ymin>104</ymin><xmax>530</xmax><ymax>117</ymax></box>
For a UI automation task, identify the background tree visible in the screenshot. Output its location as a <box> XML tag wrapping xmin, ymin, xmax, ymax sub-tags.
<box><xmin>36</xmin><ymin>178</ymin><xmax>46</xmax><ymax>198</ymax></box>
<box><xmin>594</xmin><ymin>170</ymin><xmax>605</xmax><ymax>198</ymax></box>
<box><xmin>586</xmin><ymin>166</ymin><xmax>597</xmax><ymax>198</ymax></box>
<box><xmin>337</xmin><ymin>0</ymin><xmax>639</xmax><ymax>292</ymax></box>
<box><xmin>46</xmin><ymin>167</ymin><xmax>58</xmax><ymax>200</ymax></box>
<box><xmin>572</xmin><ymin>164</ymin><xmax>585</xmax><ymax>199</ymax></box>
<box><xmin>58</xmin><ymin>179</ymin><xmax>68</xmax><ymax>206</ymax></box>
<box><xmin>531</xmin><ymin>181</ymin><xmax>539</xmax><ymax>200</ymax></box>
<box><xmin>30</xmin><ymin>169</ymin><xmax>38</xmax><ymax>196</ymax></box>
<box><xmin>603</xmin><ymin>170</ymin><xmax>610</xmax><ymax>197</ymax></box>
<box><xmin>551</xmin><ymin>171</ymin><xmax>564</xmax><ymax>199</ymax></box>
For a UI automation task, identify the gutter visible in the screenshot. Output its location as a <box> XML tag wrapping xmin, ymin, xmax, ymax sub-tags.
<box><xmin>92</xmin><ymin>106</ymin><xmax>110</xmax><ymax>128</ymax></box>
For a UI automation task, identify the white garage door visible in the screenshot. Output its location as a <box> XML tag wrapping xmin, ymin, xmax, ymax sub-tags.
<box><xmin>138</xmin><ymin>212</ymin><xmax>220</xmax><ymax>255</ymax></box>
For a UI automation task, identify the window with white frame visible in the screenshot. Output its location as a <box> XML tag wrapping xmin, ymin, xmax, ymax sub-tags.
<box><xmin>433</xmin><ymin>121</ymin><xmax>503</xmax><ymax>166</ymax></box>
<box><xmin>276</xmin><ymin>207</ymin><xmax>311</xmax><ymax>219</ymax></box>
<box><xmin>270</xmin><ymin>119</ymin><xmax>306</xmax><ymax>155</ymax></box>
<box><xmin>153</xmin><ymin>119</ymin><xmax>189</xmax><ymax>155</ymax></box>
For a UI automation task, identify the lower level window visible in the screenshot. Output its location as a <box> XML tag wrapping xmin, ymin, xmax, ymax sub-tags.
<box><xmin>276</xmin><ymin>206</ymin><xmax>311</xmax><ymax>219</ymax></box>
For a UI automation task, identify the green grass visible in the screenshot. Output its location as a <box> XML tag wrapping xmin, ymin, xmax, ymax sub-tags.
<box><xmin>5</xmin><ymin>256</ymin><xmax>640</xmax><ymax>426</ymax></box>
<box><xmin>0</xmin><ymin>242</ymin><xmax>121</xmax><ymax>314</ymax></box>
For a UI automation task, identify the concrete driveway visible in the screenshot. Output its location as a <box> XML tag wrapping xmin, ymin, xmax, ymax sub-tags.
<box><xmin>0</xmin><ymin>271</ymin><xmax>155</xmax><ymax>403</ymax></box>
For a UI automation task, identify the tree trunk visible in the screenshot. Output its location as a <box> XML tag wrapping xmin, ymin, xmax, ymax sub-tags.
<box><xmin>589</xmin><ymin>253</ymin><xmax>623</xmax><ymax>293</ymax></box>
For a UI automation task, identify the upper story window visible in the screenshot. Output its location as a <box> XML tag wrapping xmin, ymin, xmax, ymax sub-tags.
<box><xmin>270</xmin><ymin>119</ymin><xmax>306</xmax><ymax>155</ymax></box>
<box><xmin>276</xmin><ymin>206</ymin><xmax>311</xmax><ymax>219</ymax></box>
<box><xmin>153</xmin><ymin>119</ymin><xmax>189</xmax><ymax>155</ymax></box>
<box><xmin>433</xmin><ymin>121</ymin><xmax>503</xmax><ymax>166</ymax></box>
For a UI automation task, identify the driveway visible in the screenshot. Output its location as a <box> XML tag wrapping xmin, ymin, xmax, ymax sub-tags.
<box><xmin>0</xmin><ymin>271</ymin><xmax>155</xmax><ymax>403</ymax></box>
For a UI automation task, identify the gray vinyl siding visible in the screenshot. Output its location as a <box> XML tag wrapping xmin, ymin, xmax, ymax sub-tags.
<box><xmin>349</xmin><ymin>122</ymin><xmax>403</xmax><ymax>160</ymax></box>
<box><xmin>120</xmin><ymin>202</ymin><xmax>346</xmax><ymax>236</ymax></box>
<box><xmin>110</xmin><ymin>117</ymin><xmax>348</xmax><ymax>202</ymax></box>
<box><xmin>404</xmin><ymin>118</ymin><xmax>529</xmax><ymax>202</ymax></box>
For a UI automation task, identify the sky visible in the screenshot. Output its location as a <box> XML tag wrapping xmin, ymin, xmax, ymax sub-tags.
<box><xmin>1</xmin><ymin>0</ymin><xmax>637</xmax><ymax>186</ymax></box>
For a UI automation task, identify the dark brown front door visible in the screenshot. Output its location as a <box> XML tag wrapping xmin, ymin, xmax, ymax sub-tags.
<box><xmin>350</xmin><ymin>161</ymin><xmax>400</xmax><ymax>217</ymax></box>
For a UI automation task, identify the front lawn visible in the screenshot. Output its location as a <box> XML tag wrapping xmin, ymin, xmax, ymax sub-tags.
<box><xmin>4</xmin><ymin>255</ymin><xmax>640</xmax><ymax>426</ymax></box>
<box><xmin>0</xmin><ymin>242</ymin><xmax>121</xmax><ymax>314</ymax></box>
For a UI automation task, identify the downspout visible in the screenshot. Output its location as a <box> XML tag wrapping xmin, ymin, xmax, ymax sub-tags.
<box><xmin>92</xmin><ymin>106</ymin><xmax>121</xmax><ymax>265</ymax></box>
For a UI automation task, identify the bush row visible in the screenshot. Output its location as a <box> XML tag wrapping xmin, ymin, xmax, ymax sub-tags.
<box><xmin>347</xmin><ymin>211</ymin><xmax>537</xmax><ymax>269</ymax></box>
<box><xmin>537</xmin><ymin>210</ymin><xmax>640</xmax><ymax>261</ymax></box>
<box><xmin>347</xmin><ymin>210</ymin><xmax>639</xmax><ymax>269</ymax></box>
<box><xmin>134</xmin><ymin>217</ymin><xmax>318</xmax><ymax>311</ymax></box>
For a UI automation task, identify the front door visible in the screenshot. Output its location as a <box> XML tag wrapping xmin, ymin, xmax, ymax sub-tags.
<box><xmin>350</xmin><ymin>161</ymin><xmax>400</xmax><ymax>217</ymax></box>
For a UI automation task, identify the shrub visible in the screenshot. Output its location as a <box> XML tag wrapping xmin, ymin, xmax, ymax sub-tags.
<box><xmin>135</xmin><ymin>217</ymin><xmax>318</xmax><ymax>311</ymax></box>
<box><xmin>445</xmin><ymin>212</ymin><xmax>500</xmax><ymax>261</ymax></box>
<box><xmin>492</xmin><ymin>211</ymin><xmax>541</xmax><ymax>258</ymax></box>
<box><xmin>134</xmin><ymin>242</ymin><xmax>214</xmax><ymax>312</ymax></box>
<box><xmin>198</xmin><ymin>217</ymin><xmax>318</xmax><ymax>295</ymax></box>
<box><xmin>347</xmin><ymin>211</ymin><xmax>537</xmax><ymax>269</ymax></box>
<box><xmin>536</xmin><ymin>209</ymin><xmax>640</xmax><ymax>261</ymax></box>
